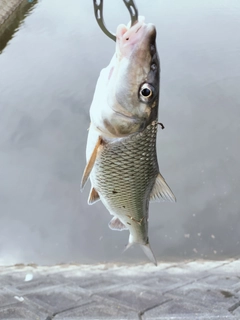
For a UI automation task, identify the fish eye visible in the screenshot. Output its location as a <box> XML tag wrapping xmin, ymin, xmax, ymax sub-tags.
<box><xmin>142</xmin><ymin>88</ymin><xmax>151</xmax><ymax>97</ymax></box>
<box><xmin>139</xmin><ymin>83</ymin><xmax>154</xmax><ymax>102</ymax></box>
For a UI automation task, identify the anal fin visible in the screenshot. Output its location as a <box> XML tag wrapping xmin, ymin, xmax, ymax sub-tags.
<box><xmin>81</xmin><ymin>136</ymin><xmax>102</xmax><ymax>190</ymax></box>
<box><xmin>150</xmin><ymin>173</ymin><xmax>176</xmax><ymax>202</ymax></box>
<box><xmin>88</xmin><ymin>187</ymin><xmax>100</xmax><ymax>205</ymax></box>
<box><xmin>108</xmin><ymin>217</ymin><xmax>128</xmax><ymax>231</ymax></box>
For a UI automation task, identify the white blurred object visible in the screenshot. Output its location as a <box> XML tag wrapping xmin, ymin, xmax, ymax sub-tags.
<box><xmin>24</xmin><ymin>273</ymin><xmax>33</xmax><ymax>282</ymax></box>
<box><xmin>14</xmin><ymin>296</ymin><xmax>24</xmax><ymax>302</ymax></box>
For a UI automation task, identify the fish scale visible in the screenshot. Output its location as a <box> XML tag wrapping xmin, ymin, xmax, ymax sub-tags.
<box><xmin>91</xmin><ymin>120</ymin><xmax>159</xmax><ymax>236</ymax></box>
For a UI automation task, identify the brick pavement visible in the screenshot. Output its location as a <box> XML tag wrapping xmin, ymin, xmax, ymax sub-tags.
<box><xmin>0</xmin><ymin>260</ymin><xmax>240</xmax><ymax>319</ymax></box>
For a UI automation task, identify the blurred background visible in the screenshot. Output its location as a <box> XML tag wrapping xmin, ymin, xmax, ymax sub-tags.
<box><xmin>0</xmin><ymin>0</ymin><xmax>239</xmax><ymax>265</ymax></box>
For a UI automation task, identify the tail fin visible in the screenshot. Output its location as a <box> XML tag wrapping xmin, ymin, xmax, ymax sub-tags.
<box><xmin>140</xmin><ymin>243</ymin><xmax>157</xmax><ymax>266</ymax></box>
<box><xmin>123</xmin><ymin>236</ymin><xmax>157</xmax><ymax>266</ymax></box>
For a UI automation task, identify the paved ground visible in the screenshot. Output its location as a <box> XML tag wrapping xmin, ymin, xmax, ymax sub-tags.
<box><xmin>0</xmin><ymin>0</ymin><xmax>24</xmax><ymax>25</ymax></box>
<box><xmin>0</xmin><ymin>259</ymin><xmax>240</xmax><ymax>320</ymax></box>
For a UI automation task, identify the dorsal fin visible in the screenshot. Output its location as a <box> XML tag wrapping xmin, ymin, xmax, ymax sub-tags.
<box><xmin>108</xmin><ymin>217</ymin><xmax>128</xmax><ymax>231</ymax></box>
<box><xmin>150</xmin><ymin>173</ymin><xmax>176</xmax><ymax>202</ymax></box>
<box><xmin>88</xmin><ymin>187</ymin><xmax>100</xmax><ymax>205</ymax></box>
<box><xmin>80</xmin><ymin>136</ymin><xmax>102</xmax><ymax>190</ymax></box>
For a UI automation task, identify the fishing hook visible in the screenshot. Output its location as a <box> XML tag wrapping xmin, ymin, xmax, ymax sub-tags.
<box><xmin>158</xmin><ymin>122</ymin><xmax>165</xmax><ymax>130</ymax></box>
<box><xmin>93</xmin><ymin>0</ymin><xmax>138</xmax><ymax>42</ymax></box>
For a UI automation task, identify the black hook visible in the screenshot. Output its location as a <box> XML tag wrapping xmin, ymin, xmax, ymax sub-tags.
<box><xmin>93</xmin><ymin>0</ymin><xmax>138</xmax><ymax>42</ymax></box>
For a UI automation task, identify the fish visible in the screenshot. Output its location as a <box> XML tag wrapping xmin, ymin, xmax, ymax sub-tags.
<box><xmin>81</xmin><ymin>16</ymin><xmax>176</xmax><ymax>265</ymax></box>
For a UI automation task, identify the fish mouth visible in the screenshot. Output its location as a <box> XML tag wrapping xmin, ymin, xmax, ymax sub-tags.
<box><xmin>116</xmin><ymin>17</ymin><xmax>156</xmax><ymax>59</ymax></box>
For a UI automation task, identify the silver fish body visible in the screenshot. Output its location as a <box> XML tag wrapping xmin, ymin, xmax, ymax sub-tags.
<box><xmin>81</xmin><ymin>17</ymin><xmax>175</xmax><ymax>265</ymax></box>
<box><xmin>92</xmin><ymin>121</ymin><xmax>159</xmax><ymax>242</ymax></box>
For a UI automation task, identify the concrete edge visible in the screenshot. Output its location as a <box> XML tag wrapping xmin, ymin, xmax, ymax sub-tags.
<box><xmin>0</xmin><ymin>0</ymin><xmax>25</xmax><ymax>25</ymax></box>
<box><xmin>0</xmin><ymin>259</ymin><xmax>239</xmax><ymax>274</ymax></box>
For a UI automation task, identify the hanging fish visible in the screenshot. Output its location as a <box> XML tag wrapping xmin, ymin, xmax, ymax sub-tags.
<box><xmin>81</xmin><ymin>16</ymin><xmax>176</xmax><ymax>265</ymax></box>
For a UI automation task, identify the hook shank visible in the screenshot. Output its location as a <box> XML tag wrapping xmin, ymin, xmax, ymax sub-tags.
<box><xmin>93</xmin><ymin>0</ymin><xmax>138</xmax><ymax>42</ymax></box>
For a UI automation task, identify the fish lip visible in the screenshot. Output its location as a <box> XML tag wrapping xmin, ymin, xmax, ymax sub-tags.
<box><xmin>117</xmin><ymin>18</ymin><xmax>156</xmax><ymax>45</ymax></box>
<box><xmin>116</xmin><ymin>21</ymin><xmax>157</xmax><ymax>62</ymax></box>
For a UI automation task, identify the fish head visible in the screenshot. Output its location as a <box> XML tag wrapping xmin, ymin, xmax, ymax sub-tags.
<box><xmin>90</xmin><ymin>17</ymin><xmax>160</xmax><ymax>138</ymax></box>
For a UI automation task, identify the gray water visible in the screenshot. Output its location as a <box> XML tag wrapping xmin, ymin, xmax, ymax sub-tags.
<box><xmin>0</xmin><ymin>0</ymin><xmax>239</xmax><ymax>265</ymax></box>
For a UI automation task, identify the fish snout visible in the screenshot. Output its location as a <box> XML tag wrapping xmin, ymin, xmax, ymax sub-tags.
<box><xmin>116</xmin><ymin>17</ymin><xmax>156</xmax><ymax>58</ymax></box>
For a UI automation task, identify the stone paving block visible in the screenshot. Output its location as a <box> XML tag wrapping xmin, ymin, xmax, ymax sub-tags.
<box><xmin>201</xmin><ymin>274</ymin><xmax>240</xmax><ymax>291</ymax></box>
<box><xmin>141</xmin><ymin>271</ymin><xmax>193</xmax><ymax>293</ymax></box>
<box><xmin>25</xmin><ymin>285</ymin><xmax>91</xmax><ymax>314</ymax></box>
<box><xmin>211</xmin><ymin>260</ymin><xmax>240</xmax><ymax>274</ymax></box>
<box><xmin>142</xmin><ymin>297</ymin><xmax>216</xmax><ymax>318</ymax></box>
<box><xmin>54</xmin><ymin>300</ymin><xmax>139</xmax><ymax>319</ymax></box>
<box><xmin>0</xmin><ymin>301</ymin><xmax>48</xmax><ymax>320</ymax></box>
<box><xmin>3</xmin><ymin>272</ymin><xmax>65</xmax><ymax>295</ymax></box>
<box><xmin>95</xmin><ymin>284</ymin><xmax>169</xmax><ymax>311</ymax></box>
<box><xmin>0</xmin><ymin>287</ymin><xmax>20</xmax><ymax>308</ymax></box>
<box><xmin>167</xmin><ymin>282</ymin><xmax>240</xmax><ymax>313</ymax></box>
<box><xmin>232</xmin><ymin>305</ymin><xmax>240</xmax><ymax>316</ymax></box>
<box><xmin>64</xmin><ymin>274</ymin><xmax>127</xmax><ymax>293</ymax></box>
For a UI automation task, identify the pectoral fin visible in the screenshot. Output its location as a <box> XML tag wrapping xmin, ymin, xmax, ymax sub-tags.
<box><xmin>150</xmin><ymin>173</ymin><xmax>176</xmax><ymax>202</ymax></box>
<box><xmin>108</xmin><ymin>217</ymin><xmax>128</xmax><ymax>231</ymax></box>
<box><xmin>88</xmin><ymin>186</ymin><xmax>100</xmax><ymax>205</ymax></box>
<box><xmin>81</xmin><ymin>136</ymin><xmax>102</xmax><ymax>190</ymax></box>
